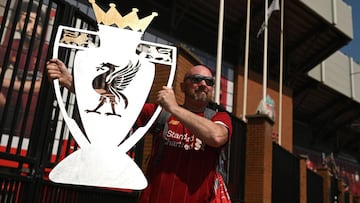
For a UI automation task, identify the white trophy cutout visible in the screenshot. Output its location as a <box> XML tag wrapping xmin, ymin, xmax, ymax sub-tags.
<box><xmin>49</xmin><ymin>1</ymin><xmax>177</xmax><ymax>190</ymax></box>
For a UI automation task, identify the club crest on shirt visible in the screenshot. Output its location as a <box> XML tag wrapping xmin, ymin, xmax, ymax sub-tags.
<box><xmin>168</xmin><ymin>120</ymin><xmax>180</xmax><ymax>125</ymax></box>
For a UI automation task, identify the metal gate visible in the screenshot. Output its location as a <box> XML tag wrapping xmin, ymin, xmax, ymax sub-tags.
<box><xmin>0</xmin><ymin>0</ymin><xmax>140</xmax><ymax>202</ymax></box>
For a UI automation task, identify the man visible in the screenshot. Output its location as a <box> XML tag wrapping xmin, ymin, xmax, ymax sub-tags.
<box><xmin>46</xmin><ymin>58</ymin><xmax>232</xmax><ymax>202</ymax></box>
<box><xmin>0</xmin><ymin>1</ymin><xmax>47</xmax><ymax>137</ymax></box>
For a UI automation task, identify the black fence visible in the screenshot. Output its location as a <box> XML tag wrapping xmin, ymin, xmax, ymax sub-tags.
<box><xmin>0</xmin><ymin>1</ymin><xmax>248</xmax><ymax>202</ymax></box>
<box><xmin>272</xmin><ymin>143</ymin><xmax>355</xmax><ymax>203</ymax></box>
<box><xmin>272</xmin><ymin>143</ymin><xmax>300</xmax><ymax>203</ymax></box>
<box><xmin>0</xmin><ymin>0</ymin><xmax>143</xmax><ymax>202</ymax></box>
<box><xmin>227</xmin><ymin>116</ymin><xmax>246</xmax><ymax>203</ymax></box>
<box><xmin>307</xmin><ymin>168</ymin><xmax>323</xmax><ymax>203</ymax></box>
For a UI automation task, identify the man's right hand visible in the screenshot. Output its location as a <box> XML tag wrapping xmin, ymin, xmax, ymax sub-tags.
<box><xmin>46</xmin><ymin>58</ymin><xmax>74</xmax><ymax>92</ymax></box>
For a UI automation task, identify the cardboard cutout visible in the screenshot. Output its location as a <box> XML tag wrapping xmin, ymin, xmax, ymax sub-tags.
<box><xmin>49</xmin><ymin>1</ymin><xmax>177</xmax><ymax>190</ymax></box>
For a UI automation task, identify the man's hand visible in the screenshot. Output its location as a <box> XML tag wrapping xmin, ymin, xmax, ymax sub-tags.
<box><xmin>156</xmin><ymin>86</ymin><xmax>179</xmax><ymax>113</ymax></box>
<box><xmin>46</xmin><ymin>58</ymin><xmax>74</xmax><ymax>92</ymax></box>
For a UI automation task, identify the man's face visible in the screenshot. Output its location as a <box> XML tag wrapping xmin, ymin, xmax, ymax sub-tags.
<box><xmin>182</xmin><ymin>66</ymin><xmax>214</xmax><ymax>103</ymax></box>
<box><xmin>17</xmin><ymin>12</ymin><xmax>42</xmax><ymax>39</ymax></box>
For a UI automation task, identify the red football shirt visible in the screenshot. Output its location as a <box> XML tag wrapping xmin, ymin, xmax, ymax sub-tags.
<box><xmin>137</xmin><ymin>104</ymin><xmax>232</xmax><ymax>203</ymax></box>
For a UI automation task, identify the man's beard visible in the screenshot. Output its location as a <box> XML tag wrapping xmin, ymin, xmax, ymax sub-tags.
<box><xmin>186</xmin><ymin>89</ymin><xmax>210</xmax><ymax>102</ymax></box>
<box><xmin>23</xmin><ymin>36</ymin><xmax>41</xmax><ymax>49</ymax></box>
<box><xmin>24</xmin><ymin>37</ymin><xmax>31</xmax><ymax>45</ymax></box>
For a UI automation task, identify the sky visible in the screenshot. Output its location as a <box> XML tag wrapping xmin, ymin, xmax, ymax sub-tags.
<box><xmin>341</xmin><ymin>0</ymin><xmax>360</xmax><ymax>63</ymax></box>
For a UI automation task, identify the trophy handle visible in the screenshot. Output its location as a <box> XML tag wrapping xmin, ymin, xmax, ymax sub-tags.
<box><xmin>118</xmin><ymin>42</ymin><xmax>177</xmax><ymax>153</ymax></box>
<box><xmin>52</xmin><ymin>25</ymin><xmax>99</xmax><ymax>148</ymax></box>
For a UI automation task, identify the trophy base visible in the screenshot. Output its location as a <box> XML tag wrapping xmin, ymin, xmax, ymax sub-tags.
<box><xmin>49</xmin><ymin>146</ymin><xmax>147</xmax><ymax>190</ymax></box>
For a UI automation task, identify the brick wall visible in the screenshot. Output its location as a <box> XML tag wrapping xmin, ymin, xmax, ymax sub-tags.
<box><xmin>244</xmin><ymin>114</ymin><xmax>274</xmax><ymax>203</ymax></box>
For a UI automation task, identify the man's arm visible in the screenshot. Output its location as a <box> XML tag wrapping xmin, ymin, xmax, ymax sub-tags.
<box><xmin>156</xmin><ymin>86</ymin><xmax>229</xmax><ymax>148</ymax></box>
<box><xmin>2</xmin><ymin>78</ymin><xmax>42</xmax><ymax>92</ymax></box>
<box><xmin>171</xmin><ymin>106</ymin><xmax>229</xmax><ymax>148</ymax></box>
<box><xmin>0</xmin><ymin>68</ymin><xmax>42</xmax><ymax>92</ymax></box>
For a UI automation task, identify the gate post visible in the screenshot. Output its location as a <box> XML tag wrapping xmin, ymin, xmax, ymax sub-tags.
<box><xmin>317</xmin><ymin>168</ymin><xmax>332</xmax><ymax>203</ymax></box>
<box><xmin>299</xmin><ymin>155</ymin><xmax>308</xmax><ymax>203</ymax></box>
<box><xmin>337</xmin><ymin>178</ymin><xmax>346</xmax><ymax>203</ymax></box>
<box><xmin>244</xmin><ymin>114</ymin><xmax>274</xmax><ymax>203</ymax></box>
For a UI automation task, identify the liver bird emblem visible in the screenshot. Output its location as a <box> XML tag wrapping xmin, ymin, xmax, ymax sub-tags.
<box><xmin>85</xmin><ymin>60</ymin><xmax>140</xmax><ymax>117</ymax></box>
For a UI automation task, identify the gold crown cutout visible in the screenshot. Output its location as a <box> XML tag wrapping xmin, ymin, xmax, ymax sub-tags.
<box><xmin>88</xmin><ymin>0</ymin><xmax>158</xmax><ymax>32</ymax></box>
